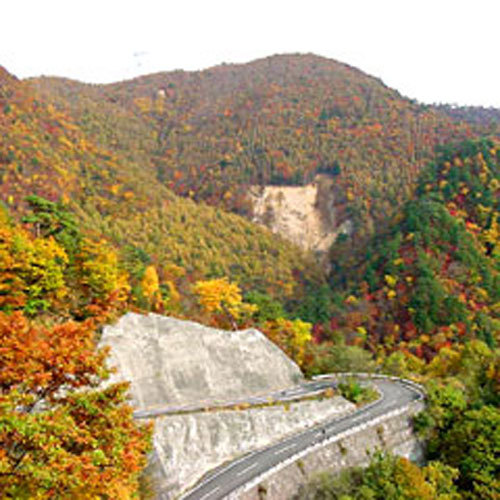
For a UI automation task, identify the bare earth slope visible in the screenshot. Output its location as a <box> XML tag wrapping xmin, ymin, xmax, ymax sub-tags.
<box><xmin>249</xmin><ymin>174</ymin><xmax>351</xmax><ymax>254</ymax></box>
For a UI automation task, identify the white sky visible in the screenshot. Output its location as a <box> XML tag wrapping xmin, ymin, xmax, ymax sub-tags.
<box><xmin>2</xmin><ymin>0</ymin><xmax>500</xmax><ymax>107</ymax></box>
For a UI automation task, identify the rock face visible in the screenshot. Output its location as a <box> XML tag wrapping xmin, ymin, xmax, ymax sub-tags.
<box><xmin>248</xmin><ymin>175</ymin><xmax>351</xmax><ymax>254</ymax></box>
<box><xmin>100</xmin><ymin>312</ymin><xmax>303</xmax><ymax>410</ymax></box>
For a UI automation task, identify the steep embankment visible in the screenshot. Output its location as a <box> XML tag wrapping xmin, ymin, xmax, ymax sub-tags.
<box><xmin>100</xmin><ymin>313</ymin><xmax>303</xmax><ymax>408</ymax></box>
<box><xmin>153</xmin><ymin>397</ymin><xmax>354</xmax><ymax>497</ymax></box>
<box><xmin>99</xmin><ymin>313</ymin><xmax>355</xmax><ymax>497</ymax></box>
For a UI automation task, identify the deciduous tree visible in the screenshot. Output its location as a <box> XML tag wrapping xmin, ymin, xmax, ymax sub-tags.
<box><xmin>0</xmin><ymin>311</ymin><xmax>151</xmax><ymax>499</ymax></box>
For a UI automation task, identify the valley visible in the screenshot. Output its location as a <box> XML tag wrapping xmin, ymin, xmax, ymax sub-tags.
<box><xmin>0</xmin><ymin>53</ymin><xmax>498</xmax><ymax>499</ymax></box>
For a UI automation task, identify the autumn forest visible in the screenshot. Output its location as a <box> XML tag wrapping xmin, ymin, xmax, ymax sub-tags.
<box><xmin>0</xmin><ymin>54</ymin><xmax>498</xmax><ymax>498</ymax></box>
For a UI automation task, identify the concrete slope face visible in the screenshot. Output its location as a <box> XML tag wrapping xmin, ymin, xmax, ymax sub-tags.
<box><xmin>100</xmin><ymin>312</ymin><xmax>303</xmax><ymax>410</ymax></box>
<box><xmin>100</xmin><ymin>313</ymin><xmax>355</xmax><ymax>498</ymax></box>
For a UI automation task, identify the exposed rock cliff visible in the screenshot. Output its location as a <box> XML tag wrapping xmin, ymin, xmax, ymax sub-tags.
<box><xmin>248</xmin><ymin>175</ymin><xmax>351</xmax><ymax>254</ymax></box>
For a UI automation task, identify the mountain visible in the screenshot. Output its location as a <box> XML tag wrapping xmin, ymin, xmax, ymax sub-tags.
<box><xmin>322</xmin><ymin>138</ymin><xmax>499</xmax><ymax>361</ymax></box>
<box><xmin>31</xmin><ymin>54</ymin><xmax>486</xmax><ymax>243</ymax></box>
<box><xmin>0</xmin><ymin>65</ymin><xmax>323</xmax><ymax>316</ymax></box>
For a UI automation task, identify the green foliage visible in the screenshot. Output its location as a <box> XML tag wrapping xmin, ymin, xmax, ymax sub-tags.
<box><xmin>337</xmin><ymin>378</ymin><xmax>377</xmax><ymax>405</ymax></box>
<box><xmin>307</xmin><ymin>344</ymin><xmax>376</xmax><ymax>376</ymax></box>
<box><xmin>296</xmin><ymin>452</ymin><xmax>460</xmax><ymax>499</ymax></box>
<box><xmin>22</xmin><ymin>194</ymin><xmax>80</xmax><ymax>250</ymax></box>
<box><xmin>438</xmin><ymin>406</ymin><xmax>500</xmax><ymax>498</ymax></box>
<box><xmin>245</xmin><ymin>290</ymin><xmax>286</xmax><ymax>323</ymax></box>
<box><xmin>292</xmin><ymin>285</ymin><xmax>333</xmax><ymax>324</ymax></box>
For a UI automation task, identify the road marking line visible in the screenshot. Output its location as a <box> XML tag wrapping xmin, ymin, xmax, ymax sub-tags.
<box><xmin>272</xmin><ymin>442</ymin><xmax>296</xmax><ymax>455</ymax></box>
<box><xmin>236</xmin><ymin>462</ymin><xmax>259</xmax><ymax>476</ymax></box>
<box><xmin>199</xmin><ymin>486</ymin><xmax>220</xmax><ymax>500</ymax></box>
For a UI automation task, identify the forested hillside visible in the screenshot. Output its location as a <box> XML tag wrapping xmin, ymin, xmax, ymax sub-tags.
<box><xmin>32</xmin><ymin>54</ymin><xmax>487</xmax><ymax>242</ymax></box>
<box><xmin>0</xmin><ymin>65</ymin><xmax>323</xmax><ymax>314</ymax></box>
<box><xmin>312</xmin><ymin>139</ymin><xmax>500</xmax><ymax>361</ymax></box>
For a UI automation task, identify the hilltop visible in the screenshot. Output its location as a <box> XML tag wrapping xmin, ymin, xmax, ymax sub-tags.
<box><xmin>31</xmin><ymin>54</ymin><xmax>484</xmax><ymax>242</ymax></box>
<box><xmin>0</xmin><ymin>64</ymin><xmax>323</xmax><ymax>319</ymax></box>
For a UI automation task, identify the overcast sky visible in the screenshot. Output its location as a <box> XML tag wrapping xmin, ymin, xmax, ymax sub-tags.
<box><xmin>2</xmin><ymin>0</ymin><xmax>500</xmax><ymax>106</ymax></box>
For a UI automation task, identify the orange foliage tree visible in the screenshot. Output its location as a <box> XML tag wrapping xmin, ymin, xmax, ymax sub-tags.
<box><xmin>0</xmin><ymin>312</ymin><xmax>151</xmax><ymax>498</ymax></box>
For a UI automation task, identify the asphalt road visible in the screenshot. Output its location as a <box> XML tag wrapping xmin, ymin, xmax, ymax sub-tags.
<box><xmin>180</xmin><ymin>378</ymin><xmax>423</xmax><ymax>500</ymax></box>
<box><xmin>133</xmin><ymin>380</ymin><xmax>337</xmax><ymax>419</ymax></box>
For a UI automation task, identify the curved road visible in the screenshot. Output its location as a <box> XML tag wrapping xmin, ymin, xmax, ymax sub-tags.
<box><xmin>133</xmin><ymin>380</ymin><xmax>339</xmax><ymax>419</ymax></box>
<box><xmin>181</xmin><ymin>378</ymin><xmax>424</xmax><ymax>500</ymax></box>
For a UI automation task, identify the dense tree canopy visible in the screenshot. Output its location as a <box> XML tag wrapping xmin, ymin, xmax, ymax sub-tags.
<box><xmin>1</xmin><ymin>57</ymin><xmax>499</xmax><ymax>499</ymax></box>
<box><xmin>0</xmin><ymin>312</ymin><xmax>152</xmax><ymax>499</ymax></box>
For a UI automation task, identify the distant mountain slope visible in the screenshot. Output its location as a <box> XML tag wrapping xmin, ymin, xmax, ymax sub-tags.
<box><xmin>32</xmin><ymin>54</ymin><xmax>483</xmax><ymax>240</ymax></box>
<box><xmin>326</xmin><ymin>139</ymin><xmax>499</xmax><ymax>359</ymax></box>
<box><xmin>0</xmin><ymin>66</ymin><xmax>322</xmax><ymax>307</ymax></box>
<box><xmin>435</xmin><ymin>103</ymin><xmax>500</xmax><ymax>130</ymax></box>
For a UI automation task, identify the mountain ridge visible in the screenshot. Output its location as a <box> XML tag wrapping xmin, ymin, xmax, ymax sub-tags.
<box><xmin>29</xmin><ymin>53</ymin><xmax>482</xmax><ymax>243</ymax></box>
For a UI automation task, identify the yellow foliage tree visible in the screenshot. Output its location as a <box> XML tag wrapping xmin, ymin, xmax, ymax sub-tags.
<box><xmin>22</xmin><ymin>236</ymin><xmax>69</xmax><ymax>308</ymax></box>
<box><xmin>141</xmin><ymin>265</ymin><xmax>162</xmax><ymax>310</ymax></box>
<box><xmin>0</xmin><ymin>213</ymin><xmax>68</xmax><ymax>314</ymax></box>
<box><xmin>192</xmin><ymin>277</ymin><xmax>257</xmax><ymax>329</ymax></box>
<box><xmin>263</xmin><ymin>317</ymin><xmax>312</xmax><ymax>367</ymax></box>
<box><xmin>78</xmin><ymin>238</ymin><xmax>129</xmax><ymax>300</ymax></box>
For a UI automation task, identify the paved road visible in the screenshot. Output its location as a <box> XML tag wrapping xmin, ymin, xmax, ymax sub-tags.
<box><xmin>133</xmin><ymin>380</ymin><xmax>337</xmax><ymax>419</ymax></box>
<box><xmin>180</xmin><ymin>378</ymin><xmax>423</xmax><ymax>500</ymax></box>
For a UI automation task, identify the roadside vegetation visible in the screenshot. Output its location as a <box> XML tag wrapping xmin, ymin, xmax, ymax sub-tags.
<box><xmin>337</xmin><ymin>379</ymin><xmax>378</xmax><ymax>405</ymax></box>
